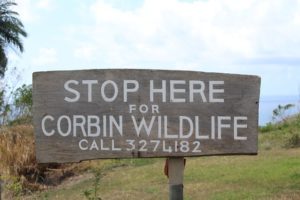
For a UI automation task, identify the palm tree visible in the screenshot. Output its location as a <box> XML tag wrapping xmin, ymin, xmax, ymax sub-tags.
<box><xmin>0</xmin><ymin>0</ymin><xmax>27</xmax><ymax>77</ymax></box>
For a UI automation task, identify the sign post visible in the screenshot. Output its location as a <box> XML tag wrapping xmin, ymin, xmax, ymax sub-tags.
<box><xmin>168</xmin><ymin>157</ymin><xmax>185</xmax><ymax>200</ymax></box>
<box><xmin>33</xmin><ymin>69</ymin><xmax>260</xmax><ymax>198</ymax></box>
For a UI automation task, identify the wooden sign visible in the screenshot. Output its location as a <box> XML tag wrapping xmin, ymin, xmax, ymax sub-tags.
<box><xmin>33</xmin><ymin>69</ymin><xmax>260</xmax><ymax>163</ymax></box>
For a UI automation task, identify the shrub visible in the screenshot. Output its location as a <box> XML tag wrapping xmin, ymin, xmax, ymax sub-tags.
<box><xmin>8</xmin><ymin>114</ymin><xmax>32</xmax><ymax>126</ymax></box>
<box><xmin>283</xmin><ymin>132</ymin><xmax>300</xmax><ymax>148</ymax></box>
<box><xmin>0</xmin><ymin>84</ymin><xmax>33</xmax><ymax>125</ymax></box>
<box><xmin>13</xmin><ymin>84</ymin><xmax>32</xmax><ymax>117</ymax></box>
<box><xmin>259</xmin><ymin>123</ymin><xmax>274</xmax><ymax>133</ymax></box>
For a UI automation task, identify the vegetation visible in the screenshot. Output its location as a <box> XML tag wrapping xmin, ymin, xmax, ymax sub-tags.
<box><xmin>0</xmin><ymin>125</ymin><xmax>40</xmax><ymax>196</ymax></box>
<box><xmin>23</xmin><ymin>108</ymin><xmax>299</xmax><ymax>200</ymax></box>
<box><xmin>12</xmin><ymin>84</ymin><xmax>32</xmax><ymax>119</ymax></box>
<box><xmin>0</xmin><ymin>0</ymin><xmax>295</xmax><ymax>199</ymax></box>
<box><xmin>0</xmin><ymin>84</ymin><xmax>32</xmax><ymax>125</ymax></box>
<box><xmin>0</xmin><ymin>88</ymin><xmax>10</xmax><ymax>124</ymax></box>
<box><xmin>24</xmin><ymin>149</ymin><xmax>300</xmax><ymax>200</ymax></box>
<box><xmin>260</xmin><ymin>104</ymin><xmax>300</xmax><ymax>150</ymax></box>
<box><xmin>0</xmin><ymin>0</ymin><xmax>27</xmax><ymax>76</ymax></box>
<box><xmin>82</xmin><ymin>169</ymin><xmax>103</xmax><ymax>200</ymax></box>
<box><xmin>0</xmin><ymin>124</ymin><xmax>90</xmax><ymax>198</ymax></box>
<box><xmin>0</xmin><ymin>85</ymin><xmax>62</xmax><ymax>198</ymax></box>
<box><xmin>0</xmin><ymin>81</ymin><xmax>299</xmax><ymax>199</ymax></box>
<box><xmin>272</xmin><ymin>103</ymin><xmax>295</xmax><ymax>123</ymax></box>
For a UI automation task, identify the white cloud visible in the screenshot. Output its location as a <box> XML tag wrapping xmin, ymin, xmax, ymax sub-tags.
<box><xmin>71</xmin><ymin>0</ymin><xmax>299</xmax><ymax>68</ymax></box>
<box><xmin>15</xmin><ymin>0</ymin><xmax>54</xmax><ymax>23</ymax></box>
<box><xmin>15</xmin><ymin>0</ymin><xmax>38</xmax><ymax>23</ymax></box>
<box><xmin>36</xmin><ymin>0</ymin><xmax>53</xmax><ymax>10</ymax></box>
<box><xmin>32</xmin><ymin>48</ymin><xmax>58</xmax><ymax>66</ymax></box>
<box><xmin>13</xmin><ymin>0</ymin><xmax>300</xmax><ymax>96</ymax></box>
<box><xmin>73</xmin><ymin>43</ymin><xmax>97</xmax><ymax>61</ymax></box>
<box><xmin>57</xmin><ymin>0</ymin><xmax>300</xmax><ymax>96</ymax></box>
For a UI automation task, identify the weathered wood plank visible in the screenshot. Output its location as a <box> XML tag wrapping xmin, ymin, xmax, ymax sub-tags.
<box><xmin>33</xmin><ymin>69</ymin><xmax>260</xmax><ymax>163</ymax></box>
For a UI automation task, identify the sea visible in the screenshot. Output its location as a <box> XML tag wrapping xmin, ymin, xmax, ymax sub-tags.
<box><xmin>259</xmin><ymin>95</ymin><xmax>300</xmax><ymax>125</ymax></box>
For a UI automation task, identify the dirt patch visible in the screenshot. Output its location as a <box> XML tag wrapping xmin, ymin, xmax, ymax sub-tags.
<box><xmin>54</xmin><ymin>172</ymin><xmax>93</xmax><ymax>190</ymax></box>
<box><xmin>20</xmin><ymin>172</ymin><xmax>94</xmax><ymax>200</ymax></box>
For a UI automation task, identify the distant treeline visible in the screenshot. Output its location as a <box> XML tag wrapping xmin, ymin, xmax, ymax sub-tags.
<box><xmin>0</xmin><ymin>84</ymin><xmax>32</xmax><ymax>125</ymax></box>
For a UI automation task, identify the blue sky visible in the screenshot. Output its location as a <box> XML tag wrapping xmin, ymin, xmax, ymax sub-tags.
<box><xmin>6</xmin><ymin>0</ymin><xmax>300</xmax><ymax>97</ymax></box>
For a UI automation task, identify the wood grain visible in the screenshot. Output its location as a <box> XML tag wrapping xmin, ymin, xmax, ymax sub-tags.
<box><xmin>33</xmin><ymin>69</ymin><xmax>260</xmax><ymax>163</ymax></box>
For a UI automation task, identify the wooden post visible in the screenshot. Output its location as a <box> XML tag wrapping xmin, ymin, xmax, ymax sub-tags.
<box><xmin>168</xmin><ymin>157</ymin><xmax>185</xmax><ymax>200</ymax></box>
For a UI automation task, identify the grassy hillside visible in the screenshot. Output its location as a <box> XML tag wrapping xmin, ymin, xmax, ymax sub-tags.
<box><xmin>260</xmin><ymin>115</ymin><xmax>300</xmax><ymax>149</ymax></box>
<box><xmin>1</xmin><ymin>115</ymin><xmax>300</xmax><ymax>199</ymax></box>
<box><xmin>26</xmin><ymin>148</ymin><xmax>300</xmax><ymax>200</ymax></box>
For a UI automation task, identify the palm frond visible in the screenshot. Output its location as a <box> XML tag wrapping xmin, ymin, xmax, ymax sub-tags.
<box><xmin>0</xmin><ymin>46</ymin><xmax>8</xmax><ymax>76</ymax></box>
<box><xmin>0</xmin><ymin>0</ymin><xmax>27</xmax><ymax>76</ymax></box>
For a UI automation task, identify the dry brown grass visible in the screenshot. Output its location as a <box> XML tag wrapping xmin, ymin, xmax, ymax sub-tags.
<box><xmin>0</xmin><ymin>124</ymin><xmax>46</xmax><ymax>195</ymax></box>
<box><xmin>0</xmin><ymin>124</ymin><xmax>93</xmax><ymax>197</ymax></box>
<box><xmin>0</xmin><ymin>125</ymin><xmax>37</xmax><ymax>177</ymax></box>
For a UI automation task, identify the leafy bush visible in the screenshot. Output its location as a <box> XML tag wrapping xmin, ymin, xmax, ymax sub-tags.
<box><xmin>13</xmin><ymin>84</ymin><xmax>32</xmax><ymax>116</ymax></box>
<box><xmin>259</xmin><ymin>108</ymin><xmax>300</xmax><ymax>149</ymax></box>
<box><xmin>283</xmin><ymin>132</ymin><xmax>300</xmax><ymax>148</ymax></box>
<box><xmin>0</xmin><ymin>84</ymin><xmax>32</xmax><ymax>125</ymax></box>
<box><xmin>259</xmin><ymin>123</ymin><xmax>275</xmax><ymax>133</ymax></box>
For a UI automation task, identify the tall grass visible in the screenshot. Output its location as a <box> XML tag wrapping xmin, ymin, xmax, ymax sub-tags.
<box><xmin>259</xmin><ymin>113</ymin><xmax>300</xmax><ymax>150</ymax></box>
<box><xmin>0</xmin><ymin>124</ymin><xmax>97</xmax><ymax>197</ymax></box>
<box><xmin>0</xmin><ymin>125</ymin><xmax>45</xmax><ymax>195</ymax></box>
<box><xmin>0</xmin><ymin>125</ymin><xmax>36</xmax><ymax>176</ymax></box>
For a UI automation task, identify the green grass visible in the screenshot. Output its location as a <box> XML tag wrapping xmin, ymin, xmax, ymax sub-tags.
<box><xmin>259</xmin><ymin>115</ymin><xmax>300</xmax><ymax>149</ymax></box>
<box><xmin>18</xmin><ymin>115</ymin><xmax>300</xmax><ymax>199</ymax></box>
<box><xmin>25</xmin><ymin>148</ymin><xmax>300</xmax><ymax>200</ymax></box>
<box><xmin>186</xmin><ymin>149</ymin><xmax>300</xmax><ymax>199</ymax></box>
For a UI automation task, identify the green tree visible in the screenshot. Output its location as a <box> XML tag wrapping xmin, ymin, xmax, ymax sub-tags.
<box><xmin>13</xmin><ymin>84</ymin><xmax>32</xmax><ymax>116</ymax></box>
<box><xmin>0</xmin><ymin>0</ymin><xmax>27</xmax><ymax>76</ymax></box>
